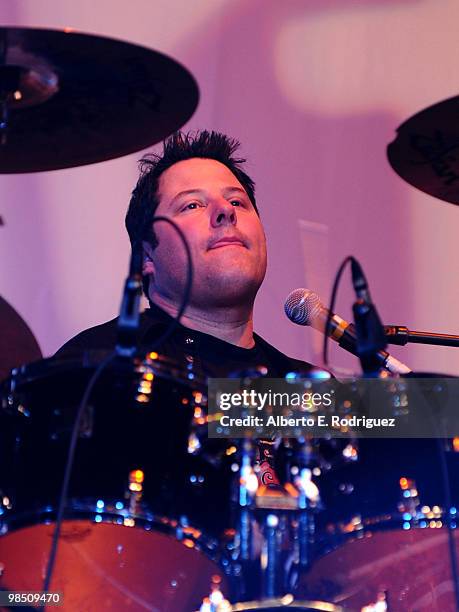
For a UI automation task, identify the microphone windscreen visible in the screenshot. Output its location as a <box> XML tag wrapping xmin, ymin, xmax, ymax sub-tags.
<box><xmin>284</xmin><ymin>288</ymin><xmax>322</xmax><ymax>325</ymax></box>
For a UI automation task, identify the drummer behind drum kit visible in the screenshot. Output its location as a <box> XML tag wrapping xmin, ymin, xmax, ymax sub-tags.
<box><xmin>1</xmin><ymin>25</ymin><xmax>459</xmax><ymax>612</ymax></box>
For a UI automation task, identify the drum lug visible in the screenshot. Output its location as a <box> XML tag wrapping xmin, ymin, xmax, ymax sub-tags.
<box><xmin>126</xmin><ymin>469</ymin><xmax>144</xmax><ymax>515</ymax></box>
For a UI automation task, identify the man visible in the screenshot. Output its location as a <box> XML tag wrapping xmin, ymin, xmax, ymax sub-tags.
<box><xmin>56</xmin><ymin>130</ymin><xmax>314</xmax><ymax>382</ymax></box>
<box><xmin>56</xmin><ymin>130</ymin><xmax>318</xmax><ymax>495</ymax></box>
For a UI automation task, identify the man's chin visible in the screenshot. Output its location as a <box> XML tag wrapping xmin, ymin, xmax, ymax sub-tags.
<box><xmin>195</xmin><ymin>277</ymin><xmax>262</xmax><ymax>307</ymax></box>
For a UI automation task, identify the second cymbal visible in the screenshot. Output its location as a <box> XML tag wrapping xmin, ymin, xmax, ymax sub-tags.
<box><xmin>387</xmin><ymin>96</ymin><xmax>459</xmax><ymax>205</ymax></box>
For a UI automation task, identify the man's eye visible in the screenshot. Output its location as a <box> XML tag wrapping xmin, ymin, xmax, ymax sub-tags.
<box><xmin>230</xmin><ymin>200</ymin><xmax>242</xmax><ymax>207</ymax></box>
<box><xmin>182</xmin><ymin>202</ymin><xmax>200</xmax><ymax>211</ymax></box>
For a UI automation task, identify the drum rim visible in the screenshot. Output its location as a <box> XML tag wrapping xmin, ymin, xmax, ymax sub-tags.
<box><xmin>0</xmin><ymin>497</ymin><xmax>226</xmax><ymax>563</ymax></box>
<box><xmin>316</xmin><ymin>508</ymin><xmax>453</xmax><ymax>560</ymax></box>
<box><xmin>1</xmin><ymin>351</ymin><xmax>207</xmax><ymax>395</ymax></box>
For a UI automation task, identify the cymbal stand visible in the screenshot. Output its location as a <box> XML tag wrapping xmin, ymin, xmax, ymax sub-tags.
<box><xmin>236</xmin><ymin>437</ymin><xmax>321</xmax><ymax>600</ymax></box>
<box><xmin>229</xmin><ymin>438</ymin><xmax>258</xmax><ymax>601</ymax></box>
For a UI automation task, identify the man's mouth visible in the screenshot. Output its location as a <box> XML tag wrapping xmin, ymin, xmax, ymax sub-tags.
<box><xmin>208</xmin><ymin>236</ymin><xmax>247</xmax><ymax>249</ymax></box>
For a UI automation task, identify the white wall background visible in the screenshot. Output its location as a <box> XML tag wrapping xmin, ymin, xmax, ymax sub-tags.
<box><xmin>1</xmin><ymin>0</ymin><xmax>458</xmax><ymax>375</ymax></box>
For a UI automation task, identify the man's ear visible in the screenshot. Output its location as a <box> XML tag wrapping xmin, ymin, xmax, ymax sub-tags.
<box><xmin>142</xmin><ymin>241</ymin><xmax>156</xmax><ymax>277</ymax></box>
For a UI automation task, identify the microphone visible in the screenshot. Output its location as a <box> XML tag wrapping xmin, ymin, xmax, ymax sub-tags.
<box><xmin>284</xmin><ymin>288</ymin><xmax>411</xmax><ymax>375</ymax></box>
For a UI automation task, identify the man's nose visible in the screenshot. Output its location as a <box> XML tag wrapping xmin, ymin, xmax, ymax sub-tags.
<box><xmin>210</xmin><ymin>200</ymin><xmax>236</xmax><ymax>227</ymax></box>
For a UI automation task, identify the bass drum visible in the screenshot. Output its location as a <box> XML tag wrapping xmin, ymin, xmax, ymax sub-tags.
<box><xmin>0</xmin><ymin>353</ymin><xmax>233</xmax><ymax>611</ymax></box>
<box><xmin>300</xmin><ymin>512</ymin><xmax>459</xmax><ymax>612</ymax></box>
<box><xmin>300</xmin><ymin>437</ymin><xmax>459</xmax><ymax>612</ymax></box>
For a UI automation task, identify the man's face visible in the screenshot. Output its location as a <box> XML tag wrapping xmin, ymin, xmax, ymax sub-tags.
<box><xmin>143</xmin><ymin>158</ymin><xmax>267</xmax><ymax>309</ymax></box>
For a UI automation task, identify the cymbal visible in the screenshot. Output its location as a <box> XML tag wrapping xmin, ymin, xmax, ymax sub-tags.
<box><xmin>0</xmin><ymin>295</ymin><xmax>42</xmax><ymax>381</ymax></box>
<box><xmin>387</xmin><ymin>96</ymin><xmax>459</xmax><ymax>205</ymax></box>
<box><xmin>0</xmin><ymin>27</ymin><xmax>199</xmax><ymax>173</ymax></box>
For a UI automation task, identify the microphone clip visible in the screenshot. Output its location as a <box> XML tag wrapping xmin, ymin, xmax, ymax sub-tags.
<box><xmin>351</xmin><ymin>259</ymin><xmax>387</xmax><ymax>375</ymax></box>
<box><xmin>116</xmin><ymin>242</ymin><xmax>143</xmax><ymax>357</ymax></box>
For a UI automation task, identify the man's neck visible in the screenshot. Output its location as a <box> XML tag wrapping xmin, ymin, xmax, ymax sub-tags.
<box><xmin>149</xmin><ymin>293</ymin><xmax>256</xmax><ymax>348</ymax></box>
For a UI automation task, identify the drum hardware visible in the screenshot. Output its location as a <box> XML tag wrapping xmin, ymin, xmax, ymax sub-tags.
<box><xmin>237</xmin><ymin>439</ymin><xmax>259</xmax><ymax>565</ymax></box>
<box><xmin>195</xmin><ymin>438</ymin><xmax>336</xmax><ymax>612</ymax></box>
<box><xmin>223</xmin><ymin>433</ymin><xmax>324</xmax><ymax>604</ymax></box>
<box><xmin>126</xmin><ymin>469</ymin><xmax>145</xmax><ymax>515</ymax></box>
<box><xmin>295</xmin><ymin>468</ymin><xmax>320</xmax><ymax>570</ymax></box>
<box><xmin>223</xmin><ymin>438</ymin><xmax>259</xmax><ymax>602</ymax></box>
<box><xmin>256</xmin><ymin>476</ymin><xmax>319</xmax><ymax>598</ymax></box>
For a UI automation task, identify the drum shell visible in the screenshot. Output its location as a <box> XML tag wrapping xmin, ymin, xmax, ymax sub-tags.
<box><xmin>300</xmin><ymin>514</ymin><xmax>459</xmax><ymax>611</ymax></box>
<box><xmin>300</xmin><ymin>437</ymin><xmax>459</xmax><ymax>612</ymax></box>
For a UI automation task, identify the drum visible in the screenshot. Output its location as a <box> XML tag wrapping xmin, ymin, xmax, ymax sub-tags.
<box><xmin>0</xmin><ymin>353</ymin><xmax>233</xmax><ymax>611</ymax></box>
<box><xmin>298</xmin><ymin>375</ymin><xmax>459</xmax><ymax>612</ymax></box>
<box><xmin>301</xmin><ymin>511</ymin><xmax>459</xmax><ymax>611</ymax></box>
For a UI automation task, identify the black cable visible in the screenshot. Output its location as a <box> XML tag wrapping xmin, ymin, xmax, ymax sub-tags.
<box><xmin>322</xmin><ymin>255</ymin><xmax>356</xmax><ymax>367</ymax></box>
<box><xmin>41</xmin><ymin>215</ymin><xmax>193</xmax><ymax>604</ymax></box>
<box><xmin>41</xmin><ymin>350</ymin><xmax>117</xmax><ymax>600</ymax></box>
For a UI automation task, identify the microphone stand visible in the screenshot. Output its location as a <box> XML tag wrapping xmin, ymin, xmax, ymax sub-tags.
<box><xmin>116</xmin><ymin>241</ymin><xmax>143</xmax><ymax>357</ymax></box>
<box><xmin>351</xmin><ymin>259</ymin><xmax>387</xmax><ymax>376</ymax></box>
<box><xmin>385</xmin><ymin>326</ymin><xmax>459</xmax><ymax>348</ymax></box>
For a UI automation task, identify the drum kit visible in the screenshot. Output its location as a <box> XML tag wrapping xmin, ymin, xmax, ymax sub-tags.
<box><xmin>1</xmin><ymin>25</ymin><xmax>459</xmax><ymax>612</ymax></box>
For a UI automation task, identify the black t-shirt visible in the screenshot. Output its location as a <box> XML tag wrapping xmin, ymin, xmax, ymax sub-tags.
<box><xmin>56</xmin><ymin>302</ymin><xmax>317</xmax><ymax>379</ymax></box>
